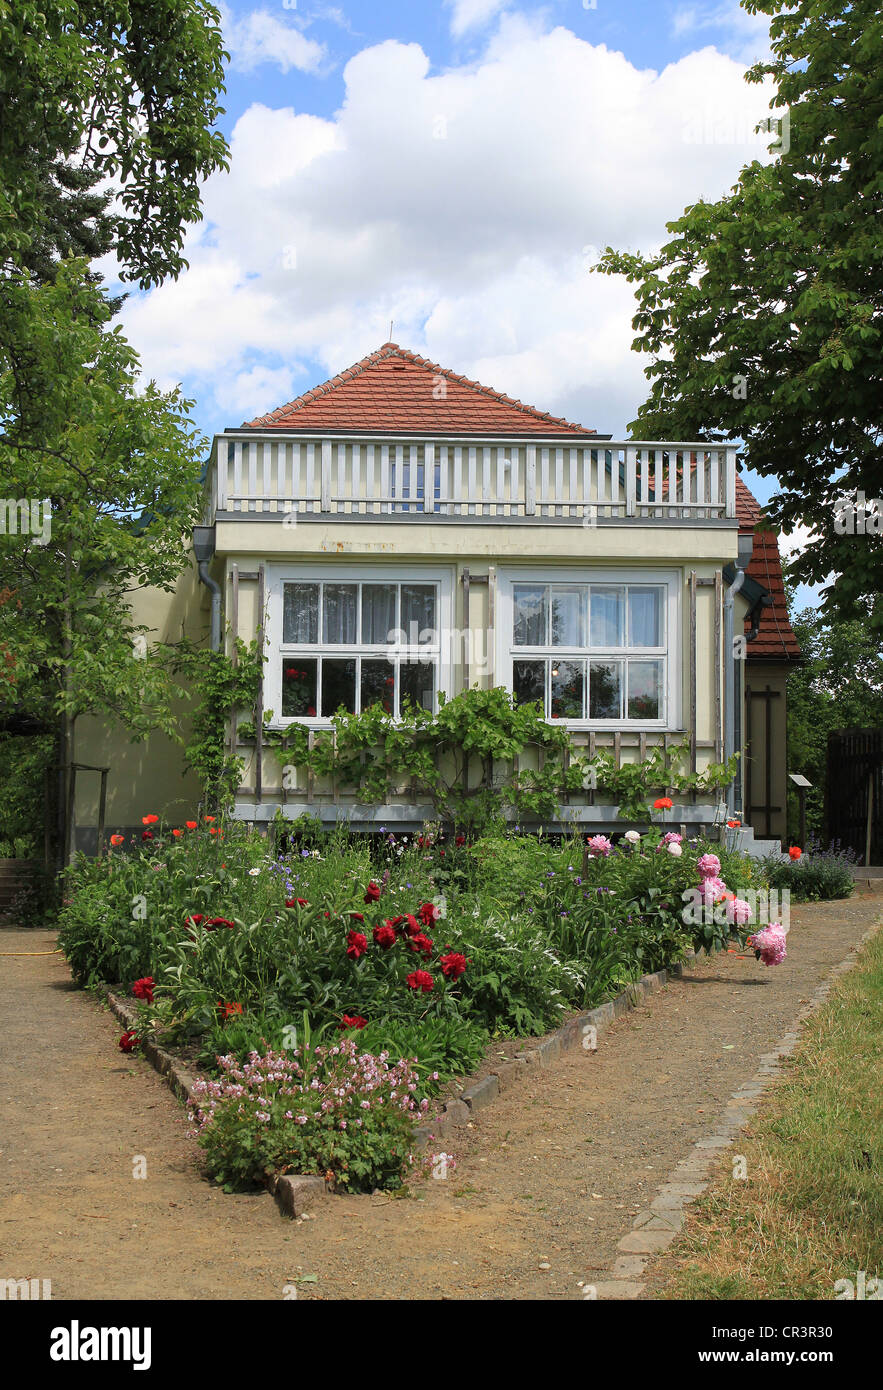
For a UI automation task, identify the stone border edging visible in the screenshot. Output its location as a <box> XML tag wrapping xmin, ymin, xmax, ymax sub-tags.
<box><xmin>101</xmin><ymin>987</ymin><xmax>331</xmax><ymax>1219</ymax></box>
<box><xmin>98</xmin><ymin>953</ymin><xmax>698</xmax><ymax>1223</ymax></box>
<box><xmin>587</xmin><ymin>918</ymin><xmax>883</xmax><ymax>1300</ymax></box>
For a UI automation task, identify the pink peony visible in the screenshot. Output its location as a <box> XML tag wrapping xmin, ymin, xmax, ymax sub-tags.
<box><xmin>751</xmin><ymin>922</ymin><xmax>787</xmax><ymax>966</ymax></box>
<box><xmin>697</xmin><ymin>853</ymin><xmax>722</xmax><ymax>878</ymax></box>
<box><xmin>699</xmin><ymin>875</ymin><xmax>728</xmax><ymax>902</ymax></box>
<box><xmin>587</xmin><ymin>835</ymin><xmax>613</xmax><ymax>857</ymax></box>
<box><xmin>726</xmin><ymin>897</ymin><xmax>753</xmax><ymax>927</ymax></box>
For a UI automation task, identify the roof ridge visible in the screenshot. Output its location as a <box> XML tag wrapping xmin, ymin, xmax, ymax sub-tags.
<box><xmin>244</xmin><ymin>342</ymin><xmax>595</xmax><ymax>434</ymax></box>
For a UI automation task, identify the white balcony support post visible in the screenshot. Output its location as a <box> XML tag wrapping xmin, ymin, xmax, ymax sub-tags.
<box><xmin>726</xmin><ymin>447</ymin><xmax>737</xmax><ymax>518</ymax></box>
<box><xmin>525</xmin><ymin>445</ymin><xmax>537</xmax><ymax>515</ymax></box>
<box><xmin>321</xmin><ymin>439</ymin><xmax>332</xmax><ymax>512</ymax></box>
<box><xmin>625</xmin><ymin>446</ymin><xmax>637</xmax><ymax>517</ymax></box>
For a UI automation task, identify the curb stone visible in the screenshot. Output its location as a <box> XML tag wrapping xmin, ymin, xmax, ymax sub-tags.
<box><xmin>589</xmin><ymin>918</ymin><xmax>883</xmax><ymax>1300</ymax></box>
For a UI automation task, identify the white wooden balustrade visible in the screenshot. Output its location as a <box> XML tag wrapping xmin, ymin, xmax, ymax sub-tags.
<box><xmin>208</xmin><ymin>435</ymin><xmax>738</xmax><ymax>522</ymax></box>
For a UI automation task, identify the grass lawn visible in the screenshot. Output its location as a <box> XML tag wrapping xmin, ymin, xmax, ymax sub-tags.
<box><xmin>653</xmin><ymin>923</ymin><xmax>883</xmax><ymax>1299</ymax></box>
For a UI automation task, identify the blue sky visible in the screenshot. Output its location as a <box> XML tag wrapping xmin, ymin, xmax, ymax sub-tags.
<box><xmin>109</xmin><ymin>0</ymin><xmax>814</xmax><ymax>593</ymax></box>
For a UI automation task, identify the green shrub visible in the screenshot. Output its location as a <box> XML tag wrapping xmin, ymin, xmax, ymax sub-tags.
<box><xmin>761</xmin><ymin>851</ymin><xmax>855</xmax><ymax>902</ymax></box>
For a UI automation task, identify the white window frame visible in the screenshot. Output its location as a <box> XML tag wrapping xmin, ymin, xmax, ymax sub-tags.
<box><xmin>495</xmin><ymin>566</ymin><xmax>681</xmax><ymax>730</ymax></box>
<box><xmin>264</xmin><ymin>563</ymin><xmax>456</xmax><ymax>728</ymax></box>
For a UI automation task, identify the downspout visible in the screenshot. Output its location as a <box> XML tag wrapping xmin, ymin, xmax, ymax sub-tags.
<box><xmin>193</xmin><ymin>525</ymin><xmax>221</xmax><ymax>651</ymax></box>
<box><xmin>724</xmin><ymin>533</ymin><xmax>756</xmax><ymax>815</ymax></box>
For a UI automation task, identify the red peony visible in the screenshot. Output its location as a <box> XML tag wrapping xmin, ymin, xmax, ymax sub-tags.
<box><xmin>141</xmin><ymin>830</ymin><xmax>154</xmax><ymax>841</ymax></box>
<box><xmin>439</xmin><ymin>951</ymin><xmax>468</xmax><ymax>980</ymax></box>
<box><xmin>349</xmin><ymin>911</ymin><xmax>365</xmax><ymax>921</ymax></box>
<box><xmin>207</xmin><ymin>917</ymin><xmax>235</xmax><ymax>929</ymax></box>
<box><xmin>185</xmin><ymin>912</ymin><xmax>204</xmax><ymax>925</ymax></box>
<box><xmin>339</xmin><ymin>1014</ymin><xmax>368</xmax><ymax>1030</ymax></box>
<box><xmin>346</xmin><ymin>930</ymin><xmax>368</xmax><ymax>960</ymax></box>
<box><xmin>373</xmin><ymin>924</ymin><xmax>397</xmax><ymax>949</ymax></box>
<box><xmin>408</xmin><ymin>933</ymin><xmax>434</xmax><ymax>958</ymax></box>
<box><xmin>119</xmin><ymin>1030</ymin><xmax>138</xmax><ymax>1053</ymax></box>
<box><xmin>364</xmin><ymin>881</ymin><xmax>381</xmax><ymax>903</ymax></box>
<box><xmin>406</xmin><ymin>969</ymin><xmax>434</xmax><ymax>993</ymax></box>
<box><xmin>403</xmin><ymin>914</ymin><xmax>422</xmax><ymax>938</ymax></box>
<box><xmin>419</xmin><ymin>901</ymin><xmax>440</xmax><ymax>926</ymax></box>
<box><xmin>455</xmin><ymin>834</ymin><xmax>466</xmax><ymax>847</ymax></box>
<box><xmin>131</xmin><ymin>977</ymin><xmax>154</xmax><ymax>1002</ymax></box>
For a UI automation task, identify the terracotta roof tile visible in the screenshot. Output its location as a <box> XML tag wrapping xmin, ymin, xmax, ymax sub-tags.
<box><xmin>243</xmin><ymin>343</ymin><xmax>597</xmax><ymax>436</ymax></box>
<box><xmin>736</xmin><ymin>475</ymin><xmax>801</xmax><ymax>661</ymax></box>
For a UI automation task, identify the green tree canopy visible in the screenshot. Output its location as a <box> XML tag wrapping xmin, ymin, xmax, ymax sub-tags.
<box><xmin>0</xmin><ymin>0</ymin><xmax>229</xmax><ymax>286</ymax></box>
<box><xmin>596</xmin><ymin>0</ymin><xmax>883</xmax><ymax>625</ymax></box>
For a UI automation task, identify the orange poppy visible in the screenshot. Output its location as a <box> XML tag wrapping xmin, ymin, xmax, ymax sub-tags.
<box><xmin>110</xmin><ymin>834</ymin><xmax>124</xmax><ymax>846</ymax></box>
<box><xmin>141</xmin><ymin>814</ymin><xmax>159</xmax><ymax>825</ymax></box>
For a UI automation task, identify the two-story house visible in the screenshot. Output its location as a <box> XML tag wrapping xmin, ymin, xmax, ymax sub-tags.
<box><xmin>74</xmin><ymin>342</ymin><xmax>799</xmax><ymax>849</ymax></box>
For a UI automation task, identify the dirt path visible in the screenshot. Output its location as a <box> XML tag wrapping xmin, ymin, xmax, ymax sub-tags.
<box><xmin>1</xmin><ymin>896</ymin><xmax>879</xmax><ymax>1301</ymax></box>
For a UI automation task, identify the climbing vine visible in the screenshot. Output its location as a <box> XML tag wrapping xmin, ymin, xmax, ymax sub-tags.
<box><xmin>168</xmin><ymin>637</ymin><xmax>262</xmax><ymax>811</ymax></box>
<box><xmin>241</xmin><ymin>686</ymin><xmax>738</xmax><ymax>831</ymax></box>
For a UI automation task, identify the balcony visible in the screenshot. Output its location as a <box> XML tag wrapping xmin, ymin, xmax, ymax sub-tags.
<box><xmin>208</xmin><ymin>434</ymin><xmax>738</xmax><ymax>525</ymax></box>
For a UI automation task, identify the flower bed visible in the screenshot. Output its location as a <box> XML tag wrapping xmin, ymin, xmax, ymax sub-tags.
<box><xmin>58</xmin><ymin>814</ymin><xmax>778</xmax><ymax>1192</ymax></box>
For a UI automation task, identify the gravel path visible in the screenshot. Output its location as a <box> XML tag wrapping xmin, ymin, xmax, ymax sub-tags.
<box><xmin>1</xmin><ymin>895</ymin><xmax>879</xmax><ymax>1301</ymax></box>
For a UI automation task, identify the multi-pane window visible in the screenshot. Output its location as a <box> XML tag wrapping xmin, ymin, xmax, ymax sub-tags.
<box><xmin>279</xmin><ymin>580</ymin><xmax>438</xmax><ymax>720</ymax></box>
<box><xmin>511</xmin><ymin>582</ymin><xmax>666</xmax><ymax>722</ymax></box>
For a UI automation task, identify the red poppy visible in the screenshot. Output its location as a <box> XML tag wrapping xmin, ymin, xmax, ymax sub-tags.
<box><xmin>364</xmin><ymin>882</ymin><xmax>381</xmax><ymax>903</ymax></box>
<box><xmin>406</xmin><ymin>969</ymin><xmax>434</xmax><ymax>993</ymax></box>
<box><xmin>285</xmin><ymin>898</ymin><xmax>309</xmax><ymax>908</ymax></box>
<box><xmin>172</xmin><ymin>829</ymin><xmax>182</xmax><ymax>838</ymax></box>
<box><xmin>218</xmin><ymin>1001</ymin><xmax>243</xmax><ymax>1020</ymax></box>
<box><xmin>653</xmin><ymin>797</ymin><xmax>673</xmax><ymax>811</ymax></box>
<box><xmin>727</xmin><ymin>819</ymin><xmax>741</xmax><ymax>829</ymax></box>
<box><xmin>204</xmin><ymin>816</ymin><xmax>216</xmax><ymax>823</ymax></box>
<box><xmin>119</xmin><ymin>1030</ymin><xmax>138</xmax><ymax>1053</ymax></box>
<box><xmin>439</xmin><ymin>951</ymin><xmax>468</xmax><ymax>980</ymax></box>
<box><xmin>141</xmin><ymin>830</ymin><xmax>154</xmax><ymax>841</ymax></box>
<box><xmin>141</xmin><ymin>814</ymin><xmax>159</xmax><ymax>825</ymax></box>
<box><xmin>789</xmin><ymin>846</ymin><xmax>802</xmax><ymax>861</ymax></box>
<box><xmin>185</xmin><ymin>820</ymin><xmax>198</xmax><ymax>830</ymax></box>
<box><xmin>110</xmin><ymin>834</ymin><xmax>124</xmax><ymax>846</ymax></box>
<box><xmin>131</xmin><ymin>977</ymin><xmax>154</xmax><ymax>1003</ymax></box>
<box><xmin>339</xmin><ymin>1014</ymin><xmax>368</xmax><ymax>1030</ymax></box>
<box><xmin>209</xmin><ymin>827</ymin><xmax>221</xmax><ymax>836</ymax></box>
<box><xmin>373</xmin><ymin>924</ymin><xmax>397</xmax><ymax>949</ymax></box>
<box><xmin>346</xmin><ymin>930</ymin><xmax>368</xmax><ymax>960</ymax></box>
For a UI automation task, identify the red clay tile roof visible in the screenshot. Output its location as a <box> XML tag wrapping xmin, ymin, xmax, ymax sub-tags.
<box><xmin>736</xmin><ymin>475</ymin><xmax>801</xmax><ymax>662</ymax></box>
<box><xmin>244</xmin><ymin>343</ymin><xmax>597</xmax><ymax>436</ymax></box>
